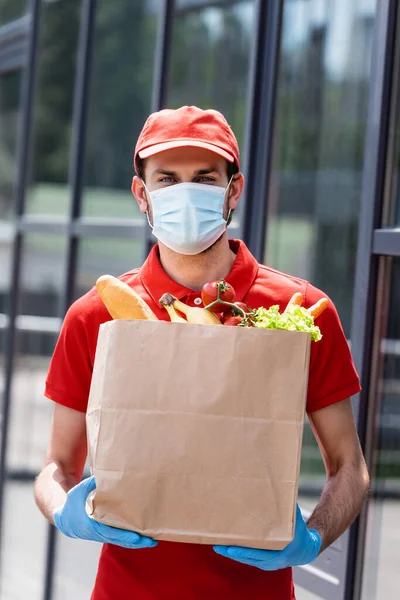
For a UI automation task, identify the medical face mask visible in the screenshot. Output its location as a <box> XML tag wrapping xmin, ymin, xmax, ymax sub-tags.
<box><xmin>144</xmin><ymin>179</ymin><xmax>232</xmax><ymax>255</ymax></box>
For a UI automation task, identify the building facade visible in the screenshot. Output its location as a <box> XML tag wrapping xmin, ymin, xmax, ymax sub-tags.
<box><xmin>0</xmin><ymin>0</ymin><xmax>399</xmax><ymax>599</ymax></box>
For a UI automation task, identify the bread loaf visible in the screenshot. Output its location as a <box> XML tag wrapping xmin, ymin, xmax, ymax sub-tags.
<box><xmin>96</xmin><ymin>275</ymin><xmax>158</xmax><ymax>321</ymax></box>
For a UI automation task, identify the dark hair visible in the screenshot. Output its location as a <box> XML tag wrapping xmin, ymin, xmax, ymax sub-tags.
<box><xmin>135</xmin><ymin>156</ymin><xmax>239</xmax><ymax>182</ymax></box>
<box><xmin>135</xmin><ymin>156</ymin><xmax>146</xmax><ymax>181</ymax></box>
<box><xmin>227</xmin><ymin>160</ymin><xmax>239</xmax><ymax>180</ymax></box>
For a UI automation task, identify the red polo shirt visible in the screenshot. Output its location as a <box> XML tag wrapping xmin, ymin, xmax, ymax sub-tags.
<box><xmin>45</xmin><ymin>240</ymin><xmax>361</xmax><ymax>600</ymax></box>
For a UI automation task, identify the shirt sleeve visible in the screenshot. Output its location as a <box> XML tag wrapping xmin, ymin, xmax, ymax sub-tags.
<box><xmin>305</xmin><ymin>282</ymin><xmax>361</xmax><ymax>413</ymax></box>
<box><xmin>44</xmin><ymin>294</ymin><xmax>95</xmax><ymax>413</ymax></box>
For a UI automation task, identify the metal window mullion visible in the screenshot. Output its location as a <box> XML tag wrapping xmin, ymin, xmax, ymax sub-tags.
<box><xmin>42</xmin><ymin>1</ymin><xmax>98</xmax><ymax>600</ymax></box>
<box><xmin>346</xmin><ymin>1</ymin><xmax>397</xmax><ymax>599</ymax></box>
<box><xmin>0</xmin><ymin>0</ymin><xmax>41</xmax><ymax>544</ymax></box>
<box><xmin>145</xmin><ymin>0</ymin><xmax>175</xmax><ymax>256</ymax></box>
<box><xmin>381</xmin><ymin>2</ymin><xmax>400</xmax><ymax>227</ymax></box>
<box><xmin>16</xmin><ymin>215</ymin><xmax>148</xmax><ymax>238</ymax></box>
<box><xmin>151</xmin><ymin>0</ymin><xmax>175</xmax><ymax>113</ymax></box>
<box><xmin>372</xmin><ymin>228</ymin><xmax>400</xmax><ymax>255</ymax></box>
<box><xmin>241</xmin><ymin>0</ymin><xmax>284</xmax><ymax>262</ymax></box>
<box><xmin>176</xmin><ymin>0</ymin><xmax>241</xmax><ymax>14</ymax></box>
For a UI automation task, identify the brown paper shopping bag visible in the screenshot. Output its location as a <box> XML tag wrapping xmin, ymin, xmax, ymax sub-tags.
<box><xmin>86</xmin><ymin>319</ymin><xmax>311</xmax><ymax>550</ymax></box>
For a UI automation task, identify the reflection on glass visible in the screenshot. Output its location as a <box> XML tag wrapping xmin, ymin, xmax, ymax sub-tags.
<box><xmin>75</xmin><ymin>237</ymin><xmax>145</xmax><ymax>300</ymax></box>
<box><xmin>0</xmin><ymin>70</ymin><xmax>22</xmax><ymax>220</ymax></box>
<box><xmin>24</xmin><ymin>0</ymin><xmax>81</xmax><ymax>216</ymax></box>
<box><xmin>176</xmin><ymin>0</ymin><xmax>224</xmax><ymax>7</ymax></box>
<box><xmin>395</xmin><ymin>116</ymin><xmax>400</xmax><ymax>225</ymax></box>
<box><xmin>0</xmin><ymin>66</ymin><xmax>23</xmax><ymax>400</ymax></box>
<box><xmin>6</xmin><ymin>234</ymin><xmax>66</xmax><ymax>472</ymax></box>
<box><xmin>266</xmin><ymin>0</ymin><xmax>377</xmax><ymax>505</ymax></box>
<box><xmin>18</xmin><ymin>235</ymin><xmax>68</xmax><ymax>317</ymax></box>
<box><xmin>361</xmin><ymin>258</ymin><xmax>400</xmax><ymax>599</ymax></box>
<box><xmin>0</xmin><ymin>227</ymin><xmax>13</xmax><ymax>322</ymax></box>
<box><xmin>0</xmin><ymin>327</ymin><xmax>6</xmax><ymax>413</ymax></box>
<box><xmin>82</xmin><ymin>0</ymin><xmax>157</xmax><ymax>218</ymax></box>
<box><xmin>298</xmin><ymin>415</ymin><xmax>325</xmax><ymax>511</ymax></box>
<box><xmin>295</xmin><ymin>588</ymin><xmax>324</xmax><ymax>600</ymax></box>
<box><xmin>53</xmin><ymin>536</ymin><xmax>100</xmax><ymax>600</ymax></box>
<box><xmin>0</xmin><ymin>0</ymin><xmax>26</xmax><ymax>26</ymax></box>
<box><xmin>169</xmin><ymin>1</ymin><xmax>255</xmax><ymax>169</ymax></box>
<box><xmin>266</xmin><ymin>0</ymin><xmax>377</xmax><ymax>337</ymax></box>
<box><xmin>7</xmin><ymin>331</ymin><xmax>56</xmax><ymax>472</ymax></box>
<box><xmin>0</xmin><ymin>481</ymin><xmax>47</xmax><ymax>600</ymax></box>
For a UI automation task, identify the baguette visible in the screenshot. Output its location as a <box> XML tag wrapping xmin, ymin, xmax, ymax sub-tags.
<box><xmin>96</xmin><ymin>275</ymin><xmax>158</xmax><ymax>320</ymax></box>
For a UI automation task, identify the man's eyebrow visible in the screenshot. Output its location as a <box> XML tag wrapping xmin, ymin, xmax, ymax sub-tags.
<box><xmin>194</xmin><ymin>167</ymin><xmax>223</xmax><ymax>175</ymax></box>
<box><xmin>152</xmin><ymin>168</ymin><xmax>179</xmax><ymax>176</ymax></box>
<box><xmin>151</xmin><ymin>167</ymin><xmax>223</xmax><ymax>177</ymax></box>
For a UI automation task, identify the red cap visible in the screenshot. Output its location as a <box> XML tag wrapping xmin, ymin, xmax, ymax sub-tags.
<box><xmin>134</xmin><ymin>106</ymin><xmax>240</xmax><ymax>172</ymax></box>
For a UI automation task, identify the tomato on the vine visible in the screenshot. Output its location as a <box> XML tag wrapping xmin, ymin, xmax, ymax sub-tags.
<box><xmin>223</xmin><ymin>315</ymin><xmax>243</xmax><ymax>327</ymax></box>
<box><xmin>201</xmin><ymin>280</ymin><xmax>236</xmax><ymax>312</ymax></box>
<box><xmin>220</xmin><ymin>310</ymin><xmax>232</xmax><ymax>324</ymax></box>
<box><xmin>232</xmin><ymin>302</ymin><xmax>251</xmax><ymax>315</ymax></box>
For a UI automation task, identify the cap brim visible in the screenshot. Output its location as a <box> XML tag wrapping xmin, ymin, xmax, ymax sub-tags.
<box><xmin>138</xmin><ymin>140</ymin><xmax>234</xmax><ymax>163</ymax></box>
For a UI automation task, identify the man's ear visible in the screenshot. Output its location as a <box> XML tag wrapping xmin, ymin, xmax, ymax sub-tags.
<box><xmin>228</xmin><ymin>173</ymin><xmax>245</xmax><ymax>211</ymax></box>
<box><xmin>131</xmin><ymin>176</ymin><xmax>148</xmax><ymax>213</ymax></box>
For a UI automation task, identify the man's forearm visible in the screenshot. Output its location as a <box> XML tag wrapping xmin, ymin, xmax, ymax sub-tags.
<box><xmin>34</xmin><ymin>461</ymin><xmax>79</xmax><ymax>524</ymax></box>
<box><xmin>306</xmin><ymin>461</ymin><xmax>370</xmax><ymax>552</ymax></box>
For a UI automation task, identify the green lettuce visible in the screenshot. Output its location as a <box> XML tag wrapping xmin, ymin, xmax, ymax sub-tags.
<box><xmin>251</xmin><ymin>304</ymin><xmax>322</xmax><ymax>342</ymax></box>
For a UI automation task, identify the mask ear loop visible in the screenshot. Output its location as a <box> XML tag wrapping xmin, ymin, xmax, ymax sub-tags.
<box><xmin>141</xmin><ymin>180</ymin><xmax>154</xmax><ymax>230</ymax></box>
<box><xmin>225</xmin><ymin>175</ymin><xmax>234</xmax><ymax>225</ymax></box>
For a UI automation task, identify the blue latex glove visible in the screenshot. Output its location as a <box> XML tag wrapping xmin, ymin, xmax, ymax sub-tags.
<box><xmin>53</xmin><ymin>476</ymin><xmax>157</xmax><ymax>549</ymax></box>
<box><xmin>214</xmin><ymin>504</ymin><xmax>322</xmax><ymax>570</ymax></box>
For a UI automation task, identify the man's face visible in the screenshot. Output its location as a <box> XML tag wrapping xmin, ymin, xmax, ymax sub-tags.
<box><xmin>146</xmin><ymin>146</ymin><xmax>229</xmax><ymax>191</ymax></box>
<box><xmin>132</xmin><ymin>146</ymin><xmax>243</xmax><ymax>227</ymax></box>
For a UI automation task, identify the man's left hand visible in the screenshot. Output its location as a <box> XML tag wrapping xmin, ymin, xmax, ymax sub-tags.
<box><xmin>214</xmin><ymin>504</ymin><xmax>322</xmax><ymax>571</ymax></box>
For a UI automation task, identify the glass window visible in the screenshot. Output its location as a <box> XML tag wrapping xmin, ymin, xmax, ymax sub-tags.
<box><xmin>6</xmin><ymin>234</ymin><xmax>67</xmax><ymax>473</ymax></box>
<box><xmin>295</xmin><ymin>589</ymin><xmax>324</xmax><ymax>600</ymax></box>
<box><xmin>361</xmin><ymin>257</ymin><xmax>400</xmax><ymax>598</ymax></box>
<box><xmin>74</xmin><ymin>237</ymin><xmax>145</xmax><ymax>300</ymax></box>
<box><xmin>0</xmin><ymin>70</ymin><xmax>23</xmax><ymax>221</ymax></box>
<box><xmin>0</xmin><ymin>235</ymin><xmax>68</xmax><ymax>600</ymax></box>
<box><xmin>0</xmin><ymin>185</ymin><xmax>17</xmax><ymax>404</ymax></box>
<box><xmin>53</xmin><ymin>537</ymin><xmax>100</xmax><ymax>600</ymax></box>
<box><xmin>7</xmin><ymin>331</ymin><xmax>57</xmax><ymax>473</ymax></box>
<box><xmin>298</xmin><ymin>415</ymin><xmax>325</xmax><ymax>511</ymax></box>
<box><xmin>394</xmin><ymin>112</ymin><xmax>400</xmax><ymax>226</ymax></box>
<box><xmin>81</xmin><ymin>0</ymin><xmax>157</xmax><ymax>219</ymax></box>
<box><xmin>168</xmin><ymin>1</ymin><xmax>255</xmax><ymax>182</ymax></box>
<box><xmin>176</xmin><ymin>0</ymin><xmax>226</xmax><ymax>7</ymax></box>
<box><xmin>17</xmin><ymin>234</ymin><xmax>67</xmax><ymax>318</ymax></box>
<box><xmin>0</xmin><ymin>324</ymin><xmax>7</xmax><ymax>418</ymax></box>
<box><xmin>0</xmin><ymin>481</ymin><xmax>47</xmax><ymax>599</ymax></box>
<box><xmin>0</xmin><ymin>0</ymin><xmax>27</xmax><ymax>26</ymax></box>
<box><xmin>24</xmin><ymin>0</ymin><xmax>81</xmax><ymax>217</ymax></box>
<box><xmin>266</xmin><ymin>0</ymin><xmax>378</xmax><ymax>508</ymax></box>
<box><xmin>0</xmin><ymin>66</ymin><xmax>23</xmax><ymax>404</ymax></box>
<box><xmin>265</xmin><ymin>0</ymin><xmax>377</xmax><ymax>337</ymax></box>
<box><xmin>0</xmin><ymin>234</ymin><xmax>68</xmax><ymax>599</ymax></box>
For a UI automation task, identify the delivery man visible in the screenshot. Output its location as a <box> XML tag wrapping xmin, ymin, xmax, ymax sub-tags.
<box><xmin>34</xmin><ymin>106</ymin><xmax>369</xmax><ymax>599</ymax></box>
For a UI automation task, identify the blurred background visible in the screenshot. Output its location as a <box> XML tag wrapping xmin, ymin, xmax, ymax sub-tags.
<box><xmin>0</xmin><ymin>0</ymin><xmax>399</xmax><ymax>598</ymax></box>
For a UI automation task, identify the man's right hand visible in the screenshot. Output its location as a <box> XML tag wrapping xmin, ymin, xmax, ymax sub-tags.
<box><xmin>53</xmin><ymin>476</ymin><xmax>157</xmax><ymax>549</ymax></box>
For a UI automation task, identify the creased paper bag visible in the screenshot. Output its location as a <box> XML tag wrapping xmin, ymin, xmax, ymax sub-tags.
<box><xmin>86</xmin><ymin>320</ymin><xmax>311</xmax><ymax>550</ymax></box>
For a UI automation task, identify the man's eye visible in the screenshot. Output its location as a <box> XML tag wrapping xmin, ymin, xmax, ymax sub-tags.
<box><xmin>159</xmin><ymin>177</ymin><xmax>175</xmax><ymax>183</ymax></box>
<box><xmin>195</xmin><ymin>177</ymin><xmax>215</xmax><ymax>183</ymax></box>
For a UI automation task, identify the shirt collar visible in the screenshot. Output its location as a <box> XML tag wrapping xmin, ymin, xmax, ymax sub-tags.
<box><xmin>140</xmin><ymin>239</ymin><xmax>259</xmax><ymax>306</ymax></box>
